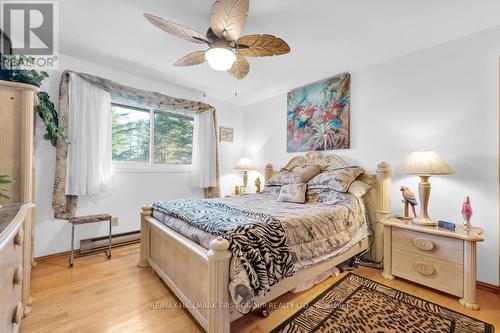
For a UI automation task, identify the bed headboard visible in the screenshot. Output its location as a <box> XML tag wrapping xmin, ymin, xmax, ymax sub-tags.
<box><xmin>264</xmin><ymin>152</ymin><xmax>392</xmax><ymax>263</ymax></box>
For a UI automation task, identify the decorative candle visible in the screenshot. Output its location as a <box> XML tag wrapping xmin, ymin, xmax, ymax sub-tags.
<box><xmin>461</xmin><ymin>196</ymin><xmax>472</xmax><ymax>231</ymax></box>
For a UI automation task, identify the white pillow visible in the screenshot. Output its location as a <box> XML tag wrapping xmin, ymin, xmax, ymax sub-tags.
<box><xmin>348</xmin><ymin>180</ymin><xmax>372</xmax><ymax>197</ymax></box>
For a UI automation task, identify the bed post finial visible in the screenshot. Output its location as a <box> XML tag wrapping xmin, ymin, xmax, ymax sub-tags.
<box><xmin>138</xmin><ymin>204</ymin><xmax>152</xmax><ymax>268</ymax></box>
<box><xmin>141</xmin><ymin>204</ymin><xmax>153</xmax><ymax>215</ymax></box>
<box><xmin>265</xmin><ymin>164</ymin><xmax>273</xmax><ymax>183</ymax></box>
<box><xmin>372</xmin><ymin>162</ymin><xmax>392</xmax><ymax>264</ymax></box>
<box><xmin>207</xmin><ymin>236</ymin><xmax>231</xmax><ymax>333</ymax></box>
<box><xmin>376</xmin><ymin>162</ymin><xmax>392</xmax><ymax>221</ymax></box>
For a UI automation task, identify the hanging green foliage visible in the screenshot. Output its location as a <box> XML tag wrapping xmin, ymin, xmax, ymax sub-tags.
<box><xmin>0</xmin><ymin>55</ymin><xmax>68</xmax><ymax>146</ymax></box>
<box><xmin>37</xmin><ymin>91</ymin><xmax>68</xmax><ymax>146</ymax></box>
<box><xmin>0</xmin><ymin>175</ymin><xmax>14</xmax><ymax>200</ymax></box>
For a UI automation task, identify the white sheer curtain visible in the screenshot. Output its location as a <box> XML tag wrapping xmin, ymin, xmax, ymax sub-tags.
<box><xmin>65</xmin><ymin>73</ymin><xmax>112</xmax><ymax>196</ymax></box>
<box><xmin>191</xmin><ymin>109</ymin><xmax>217</xmax><ymax>188</ymax></box>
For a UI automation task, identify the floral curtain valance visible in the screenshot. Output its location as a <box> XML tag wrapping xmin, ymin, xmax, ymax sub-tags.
<box><xmin>52</xmin><ymin>70</ymin><xmax>220</xmax><ymax>219</ymax></box>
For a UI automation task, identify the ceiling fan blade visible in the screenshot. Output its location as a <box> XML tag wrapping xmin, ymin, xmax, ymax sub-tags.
<box><xmin>236</xmin><ymin>34</ymin><xmax>290</xmax><ymax>57</ymax></box>
<box><xmin>144</xmin><ymin>13</ymin><xmax>208</xmax><ymax>44</ymax></box>
<box><xmin>210</xmin><ymin>0</ymin><xmax>249</xmax><ymax>41</ymax></box>
<box><xmin>227</xmin><ymin>53</ymin><xmax>249</xmax><ymax>79</ymax></box>
<box><xmin>174</xmin><ymin>51</ymin><xmax>206</xmax><ymax>66</ymax></box>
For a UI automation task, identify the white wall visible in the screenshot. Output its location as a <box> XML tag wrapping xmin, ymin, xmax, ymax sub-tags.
<box><xmin>34</xmin><ymin>54</ymin><xmax>244</xmax><ymax>257</ymax></box>
<box><xmin>242</xmin><ymin>27</ymin><xmax>500</xmax><ymax>285</ymax></box>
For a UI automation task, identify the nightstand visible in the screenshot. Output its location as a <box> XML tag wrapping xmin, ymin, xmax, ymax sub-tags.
<box><xmin>381</xmin><ymin>216</ymin><xmax>484</xmax><ymax>310</ymax></box>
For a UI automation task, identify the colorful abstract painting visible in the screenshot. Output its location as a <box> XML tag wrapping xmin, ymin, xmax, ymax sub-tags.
<box><xmin>287</xmin><ymin>73</ymin><xmax>350</xmax><ymax>152</ymax></box>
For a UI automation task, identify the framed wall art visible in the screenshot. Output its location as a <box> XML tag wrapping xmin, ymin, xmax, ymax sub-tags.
<box><xmin>287</xmin><ymin>72</ymin><xmax>350</xmax><ymax>152</ymax></box>
<box><xmin>219</xmin><ymin>126</ymin><xmax>234</xmax><ymax>143</ymax></box>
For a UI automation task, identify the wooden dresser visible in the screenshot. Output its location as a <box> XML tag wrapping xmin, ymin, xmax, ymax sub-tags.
<box><xmin>0</xmin><ymin>80</ymin><xmax>38</xmax><ymax>326</ymax></box>
<box><xmin>0</xmin><ymin>203</ymin><xmax>33</xmax><ymax>333</ymax></box>
<box><xmin>381</xmin><ymin>217</ymin><xmax>484</xmax><ymax>310</ymax></box>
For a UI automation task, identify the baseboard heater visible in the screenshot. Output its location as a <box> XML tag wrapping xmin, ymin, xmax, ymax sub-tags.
<box><xmin>79</xmin><ymin>230</ymin><xmax>140</xmax><ymax>255</ymax></box>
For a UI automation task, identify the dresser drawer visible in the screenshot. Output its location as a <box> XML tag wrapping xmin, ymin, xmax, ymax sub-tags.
<box><xmin>392</xmin><ymin>228</ymin><xmax>464</xmax><ymax>264</ymax></box>
<box><xmin>0</xmin><ymin>227</ymin><xmax>24</xmax><ymax>333</ymax></box>
<box><xmin>392</xmin><ymin>248</ymin><xmax>463</xmax><ymax>297</ymax></box>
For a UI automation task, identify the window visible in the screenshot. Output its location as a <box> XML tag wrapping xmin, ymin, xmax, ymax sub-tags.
<box><xmin>111</xmin><ymin>103</ymin><xmax>193</xmax><ymax>170</ymax></box>
<box><xmin>154</xmin><ymin>111</ymin><xmax>193</xmax><ymax>165</ymax></box>
<box><xmin>112</xmin><ymin>104</ymin><xmax>150</xmax><ymax>162</ymax></box>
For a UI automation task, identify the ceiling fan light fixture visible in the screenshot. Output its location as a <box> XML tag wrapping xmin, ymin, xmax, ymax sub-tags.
<box><xmin>145</xmin><ymin>0</ymin><xmax>290</xmax><ymax>79</ymax></box>
<box><xmin>205</xmin><ymin>47</ymin><xmax>236</xmax><ymax>71</ymax></box>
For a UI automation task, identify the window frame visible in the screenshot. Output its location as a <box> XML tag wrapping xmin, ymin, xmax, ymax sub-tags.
<box><xmin>111</xmin><ymin>102</ymin><xmax>194</xmax><ymax>173</ymax></box>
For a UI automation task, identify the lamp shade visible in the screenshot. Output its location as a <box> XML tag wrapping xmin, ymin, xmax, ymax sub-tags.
<box><xmin>399</xmin><ymin>148</ymin><xmax>454</xmax><ymax>175</ymax></box>
<box><xmin>205</xmin><ymin>47</ymin><xmax>236</xmax><ymax>71</ymax></box>
<box><xmin>234</xmin><ymin>158</ymin><xmax>255</xmax><ymax>171</ymax></box>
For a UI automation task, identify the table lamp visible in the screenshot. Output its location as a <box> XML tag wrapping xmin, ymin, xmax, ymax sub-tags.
<box><xmin>234</xmin><ymin>158</ymin><xmax>255</xmax><ymax>187</ymax></box>
<box><xmin>399</xmin><ymin>148</ymin><xmax>454</xmax><ymax>226</ymax></box>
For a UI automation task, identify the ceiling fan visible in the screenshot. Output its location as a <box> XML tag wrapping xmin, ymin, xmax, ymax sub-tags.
<box><xmin>144</xmin><ymin>0</ymin><xmax>290</xmax><ymax>80</ymax></box>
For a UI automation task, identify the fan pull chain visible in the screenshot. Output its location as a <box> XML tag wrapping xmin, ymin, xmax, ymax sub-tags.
<box><xmin>202</xmin><ymin>61</ymin><xmax>207</xmax><ymax>98</ymax></box>
<box><xmin>234</xmin><ymin>78</ymin><xmax>238</xmax><ymax>97</ymax></box>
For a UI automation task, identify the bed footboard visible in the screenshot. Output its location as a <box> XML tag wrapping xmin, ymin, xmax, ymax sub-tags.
<box><xmin>138</xmin><ymin>205</ymin><xmax>231</xmax><ymax>333</ymax></box>
<box><xmin>137</xmin><ymin>205</ymin><xmax>152</xmax><ymax>268</ymax></box>
<box><xmin>207</xmin><ymin>237</ymin><xmax>231</xmax><ymax>333</ymax></box>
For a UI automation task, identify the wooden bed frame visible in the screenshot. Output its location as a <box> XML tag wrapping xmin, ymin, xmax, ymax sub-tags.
<box><xmin>138</xmin><ymin>152</ymin><xmax>392</xmax><ymax>333</ymax></box>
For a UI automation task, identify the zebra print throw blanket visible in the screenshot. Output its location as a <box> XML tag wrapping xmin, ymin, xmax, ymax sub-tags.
<box><xmin>152</xmin><ymin>199</ymin><xmax>295</xmax><ymax>297</ymax></box>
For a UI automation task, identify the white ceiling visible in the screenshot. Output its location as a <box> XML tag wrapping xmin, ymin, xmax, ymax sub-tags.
<box><xmin>60</xmin><ymin>0</ymin><xmax>500</xmax><ymax>105</ymax></box>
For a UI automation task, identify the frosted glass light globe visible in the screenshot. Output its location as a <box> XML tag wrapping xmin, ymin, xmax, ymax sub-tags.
<box><xmin>205</xmin><ymin>47</ymin><xmax>236</xmax><ymax>71</ymax></box>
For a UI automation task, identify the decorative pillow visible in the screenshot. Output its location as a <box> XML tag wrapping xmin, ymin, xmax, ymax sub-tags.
<box><xmin>267</xmin><ymin>171</ymin><xmax>303</xmax><ymax>186</ymax></box>
<box><xmin>348</xmin><ymin>180</ymin><xmax>372</xmax><ymax>197</ymax></box>
<box><xmin>306</xmin><ymin>187</ymin><xmax>350</xmax><ymax>204</ymax></box>
<box><xmin>299</xmin><ymin>165</ymin><xmax>322</xmax><ymax>183</ymax></box>
<box><xmin>278</xmin><ymin>183</ymin><xmax>307</xmax><ymax>203</ymax></box>
<box><xmin>308</xmin><ymin>166</ymin><xmax>365</xmax><ymax>193</ymax></box>
<box><xmin>261</xmin><ymin>186</ymin><xmax>282</xmax><ymax>195</ymax></box>
<box><xmin>305</xmin><ymin>187</ymin><xmax>321</xmax><ymax>203</ymax></box>
<box><xmin>290</xmin><ymin>165</ymin><xmax>308</xmax><ymax>172</ymax></box>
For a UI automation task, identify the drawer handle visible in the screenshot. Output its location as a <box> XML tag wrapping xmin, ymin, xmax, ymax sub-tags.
<box><xmin>12</xmin><ymin>303</ymin><xmax>23</xmax><ymax>324</ymax></box>
<box><xmin>13</xmin><ymin>266</ymin><xmax>23</xmax><ymax>285</ymax></box>
<box><xmin>14</xmin><ymin>229</ymin><xmax>23</xmax><ymax>246</ymax></box>
<box><xmin>413</xmin><ymin>238</ymin><xmax>434</xmax><ymax>251</ymax></box>
<box><xmin>414</xmin><ymin>262</ymin><xmax>435</xmax><ymax>276</ymax></box>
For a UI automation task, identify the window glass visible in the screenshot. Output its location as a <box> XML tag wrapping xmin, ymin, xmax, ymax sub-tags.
<box><xmin>154</xmin><ymin>111</ymin><xmax>193</xmax><ymax>165</ymax></box>
<box><xmin>111</xmin><ymin>104</ymin><xmax>150</xmax><ymax>162</ymax></box>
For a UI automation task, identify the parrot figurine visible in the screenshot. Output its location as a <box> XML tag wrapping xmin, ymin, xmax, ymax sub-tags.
<box><xmin>400</xmin><ymin>185</ymin><xmax>418</xmax><ymax>218</ymax></box>
<box><xmin>254</xmin><ymin>177</ymin><xmax>261</xmax><ymax>193</ymax></box>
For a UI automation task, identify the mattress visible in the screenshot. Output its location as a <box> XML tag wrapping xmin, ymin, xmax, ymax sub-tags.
<box><xmin>152</xmin><ymin>191</ymin><xmax>369</xmax><ymax>269</ymax></box>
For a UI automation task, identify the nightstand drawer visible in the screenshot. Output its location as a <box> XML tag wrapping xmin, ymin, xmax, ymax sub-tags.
<box><xmin>392</xmin><ymin>228</ymin><xmax>463</xmax><ymax>264</ymax></box>
<box><xmin>392</xmin><ymin>248</ymin><xmax>463</xmax><ymax>297</ymax></box>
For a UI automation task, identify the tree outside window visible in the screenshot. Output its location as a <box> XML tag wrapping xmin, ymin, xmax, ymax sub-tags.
<box><xmin>111</xmin><ymin>103</ymin><xmax>193</xmax><ymax>165</ymax></box>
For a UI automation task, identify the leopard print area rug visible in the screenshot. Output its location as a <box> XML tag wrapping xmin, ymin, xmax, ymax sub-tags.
<box><xmin>271</xmin><ymin>273</ymin><xmax>494</xmax><ymax>333</ymax></box>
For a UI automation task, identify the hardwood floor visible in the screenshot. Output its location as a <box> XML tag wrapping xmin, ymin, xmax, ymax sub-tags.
<box><xmin>21</xmin><ymin>244</ymin><xmax>499</xmax><ymax>332</ymax></box>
